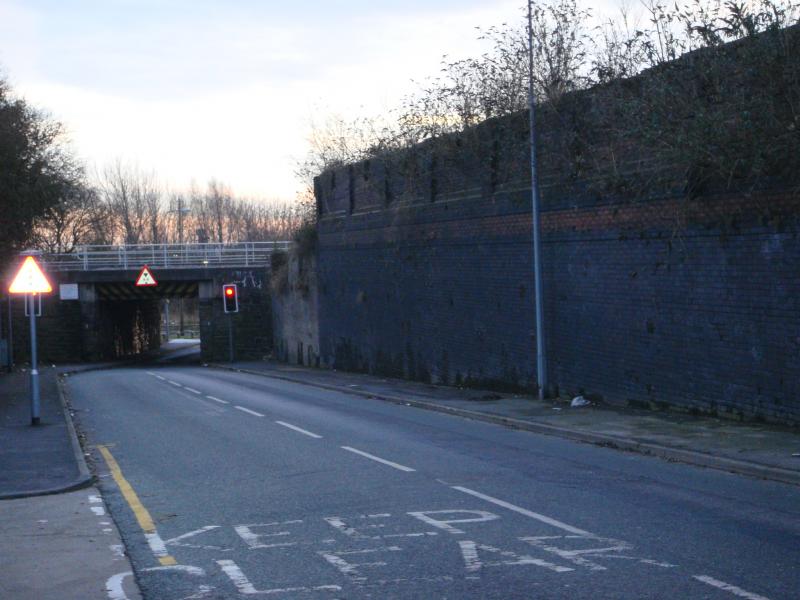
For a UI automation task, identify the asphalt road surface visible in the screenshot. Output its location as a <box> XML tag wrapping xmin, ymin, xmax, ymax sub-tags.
<box><xmin>66</xmin><ymin>365</ymin><xmax>800</xmax><ymax>599</ymax></box>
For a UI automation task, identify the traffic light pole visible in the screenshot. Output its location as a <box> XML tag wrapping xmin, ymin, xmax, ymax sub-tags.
<box><xmin>227</xmin><ymin>313</ymin><xmax>234</xmax><ymax>363</ymax></box>
<box><xmin>7</xmin><ymin>296</ymin><xmax>13</xmax><ymax>371</ymax></box>
<box><xmin>28</xmin><ymin>293</ymin><xmax>40</xmax><ymax>425</ymax></box>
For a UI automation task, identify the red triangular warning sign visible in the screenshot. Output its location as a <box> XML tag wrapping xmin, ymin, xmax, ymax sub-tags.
<box><xmin>9</xmin><ymin>256</ymin><xmax>53</xmax><ymax>294</ymax></box>
<box><xmin>135</xmin><ymin>265</ymin><xmax>158</xmax><ymax>287</ymax></box>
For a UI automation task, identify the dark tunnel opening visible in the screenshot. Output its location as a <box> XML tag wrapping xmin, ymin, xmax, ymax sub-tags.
<box><xmin>95</xmin><ymin>281</ymin><xmax>200</xmax><ymax>360</ymax></box>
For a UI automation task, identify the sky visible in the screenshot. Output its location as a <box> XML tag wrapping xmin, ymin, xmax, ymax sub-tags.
<box><xmin>0</xmin><ymin>0</ymin><xmax>620</xmax><ymax>203</ymax></box>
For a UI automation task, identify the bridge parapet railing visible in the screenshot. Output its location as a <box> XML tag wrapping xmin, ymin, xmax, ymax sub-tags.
<box><xmin>42</xmin><ymin>242</ymin><xmax>291</xmax><ymax>271</ymax></box>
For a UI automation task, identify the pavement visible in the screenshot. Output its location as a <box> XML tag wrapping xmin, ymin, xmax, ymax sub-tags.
<box><xmin>1</xmin><ymin>351</ymin><xmax>798</xmax><ymax>600</ymax></box>
<box><xmin>0</xmin><ymin>365</ymin><xmax>141</xmax><ymax>600</ymax></box>
<box><xmin>210</xmin><ymin>359</ymin><xmax>800</xmax><ymax>487</ymax></box>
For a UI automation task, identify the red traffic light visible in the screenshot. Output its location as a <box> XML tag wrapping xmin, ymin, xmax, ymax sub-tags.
<box><xmin>223</xmin><ymin>284</ymin><xmax>239</xmax><ymax>313</ymax></box>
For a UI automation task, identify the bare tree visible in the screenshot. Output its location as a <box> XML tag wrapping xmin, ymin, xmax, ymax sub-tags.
<box><xmin>97</xmin><ymin>160</ymin><xmax>164</xmax><ymax>244</ymax></box>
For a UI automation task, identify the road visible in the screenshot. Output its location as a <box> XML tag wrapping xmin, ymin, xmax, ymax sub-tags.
<box><xmin>66</xmin><ymin>365</ymin><xmax>800</xmax><ymax>599</ymax></box>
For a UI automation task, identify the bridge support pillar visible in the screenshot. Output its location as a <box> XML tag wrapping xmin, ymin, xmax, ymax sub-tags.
<box><xmin>199</xmin><ymin>272</ymin><xmax>273</xmax><ymax>362</ymax></box>
<box><xmin>79</xmin><ymin>283</ymin><xmax>103</xmax><ymax>361</ymax></box>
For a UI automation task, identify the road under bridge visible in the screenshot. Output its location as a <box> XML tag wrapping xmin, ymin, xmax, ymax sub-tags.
<box><xmin>2</xmin><ymin>242</ymin><xmax>288</xmax><ymax>365</ymax></box>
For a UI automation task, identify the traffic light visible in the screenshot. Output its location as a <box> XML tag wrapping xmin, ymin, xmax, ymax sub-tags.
<box><xmin>223</xmin><ymin>284</ymin><xmax>239</xmax><ymax>313</ymax></box>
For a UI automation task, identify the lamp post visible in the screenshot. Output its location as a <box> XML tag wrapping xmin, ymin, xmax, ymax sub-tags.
<box><xmin>169</xmin><ymin>195</ymin><xmax>191</xmax><ymax>337</ymax></box>
<box><xmin>528</xmin><ymin>1</ymin><xmax>548</xmax><ymax>400</ymax></box>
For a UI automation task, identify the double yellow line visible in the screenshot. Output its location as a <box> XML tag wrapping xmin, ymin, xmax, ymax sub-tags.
<box><xmin>98</xmin><ymin>445</ymin><xmax>177</xmax><ymax>566</ymax></box>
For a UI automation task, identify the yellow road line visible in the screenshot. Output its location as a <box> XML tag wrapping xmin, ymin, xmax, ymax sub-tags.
<box><xmin>97</xmin><ymin>445</ymin><xmax>177</xmax><ymax>566</ymax></box>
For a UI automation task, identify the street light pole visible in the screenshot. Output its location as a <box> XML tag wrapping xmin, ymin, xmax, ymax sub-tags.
<box><xmin>169</xmin><ymin>195</ymin><xmax>191</xmax><ymax>337</ymax></box>
<box><xmin>528</xmin><ymin>0</ymin><xmax>548</xmax><ymax>400</ymax></box>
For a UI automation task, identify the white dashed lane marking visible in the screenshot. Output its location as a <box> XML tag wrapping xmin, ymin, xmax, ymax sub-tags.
<box><xmin>693</xmin><ymin>575</ymin><xmax>771</xmax><ymax>600</ymax></box>
<box><xmin>168</xmin><ymin>381</ymin><xmax>183</xmax><ymax>388</ymax></box>
<box><xmin>206</xmin><ymin>395</ymin><xmax>229</xmax><ymax>404</ymax></box>
<box><xmin>234</xmin><ymin>406</ymin><xmax>265</xmax><ymax>417</ymax></box>
<box><xmin>184</xmin><ymin>387</ymin><xmax>202</xmax><ymax>395</ymax></box>
<box><xmin>341</xmin><ymin>446</ymin><xmax>416</xmax><ymax>472</ymax></box>
<box><xmin>276</xmin><ymin>421</ymin><xmax>323</xmax><ymax>439</ymax></box>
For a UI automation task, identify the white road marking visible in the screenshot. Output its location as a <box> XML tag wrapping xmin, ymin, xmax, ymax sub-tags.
<box><xmin>184</xmin><ymin>387</ymin><xmax>202</xmax><ymax>394</ymax></box>
<box><xmin>165</xmin><ymin>526</ymin><xmax>228</xmax><ymax>550</ymax></box>
<box><xmin>324</xmin><ymin>514</ymin><xmax>438</xmax><ymax>540</ymax></box>
<box><xmin>458</xmin><ymin>540</ymin><xmax>572</xmax><ymax>572</ymax></box>
<box><xmin>110</xmin><ymin>544</ymin><xmax>125</xmax><ymax>558</ymax></box>
<box><xmin>235</xmin><ymin>521</ymin><xmax>302</xmax><ymax>549</ymax></box>
<box><xmin>318</xmin><ymin>546</ymin><xmax>401</xmax><ymax>582</ymax></box>
<box><xmin>206</xmin><ymin>395</ymin><xmax>229</xmax><ymax>404</ymax></box>
<box><xmin>234</xmin><ymin>406</ymin><xmax>265</xmax><ymax>417</ymax></box>
<box><xmin>106</xmin><ymin>571</ymin><xmax>133</xmax><ymax>600</ymax></box>
<box><xmin>156</xmin><ymin>375</ymin><xmax>165</xmax><ymax>381</ymax></box>
<box><xmin>693</xmin><ymin>575</ymin><xmax>771</xmax><ymax>600</ymax></box>
<box><xmin>217</xmin><ymin>559</ymin><xmax>340</xmax><ymax>595</ymax></box>
<box><xmin>89</xmin><ymin>494</ymin><xmax>102</xmax><ymax>503</ymax></box>
<box><xmin>107</xmin><ymin>566</ymin><xmax>206</xmax><ymax>600</ymax></box>
<box><xmin>521</xmin><ymin>535</ymin><xmax>675</xmax><ymax>570</ymax></box>
<box><xmin>452</xmin><ymin>486</ymin><xmax>593</xmax><ymax>536</ymax></box>
<box><xmin>91</xmin><ymin>506</ymin><xmax>106</xmax><ymax>516</ymax></box>
<box><xmin>168</xmin><ymin>381</ymin><xmax>183</xmax><ymax>388</ymax></box>
<box><xmin>407</xmin><ymin>510</ymin><xmax>499</xmax><ymax>534</ymax></box>
<box><xmin>145</xmin><ymin>532</ymin><xmax>170</xmax><ymax>559</ymax></box>
<box><xmin>275</xmin><ymin>421</ymin><xmax>322</xmax><ymax>438</ymax></box>
<box><xmin>146</xmin><ymin>371</ymin><xmax>155</xmax><ymax>376</ymax></box>
<box><xmin>341</xmin><ymin>446</ymin><xmax>416</xmax><ymax>472</ymax></box>
<box><xmin>180</xmin><ymin>585</ymin><xmax>216</xmax><ymax>599</ymax></box>
<box><xmin>142</xmin><ymin>565</ymin><xmax>206</xmax><ymax>575</ymax></box>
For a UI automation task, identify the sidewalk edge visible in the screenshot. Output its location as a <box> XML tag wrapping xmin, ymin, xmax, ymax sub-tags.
<box><xmin>209</xmin><ymin>363</ymin><xmax>800</xmax><ymax>487</ymax></box>
<box><xmin>56</xmin><ymin>374</ymin><xmax>93</xmax><ymax>487</ymax></box>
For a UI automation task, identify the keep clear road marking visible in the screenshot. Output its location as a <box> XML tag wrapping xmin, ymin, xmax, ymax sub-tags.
<box><xmin>276</xmin><ymin>421</ymin><xmax>323</xmax><ymax>439</ymax></box>
<box><xmin>452</xmin><ymin>486</ymin><xmax>594</xmax><ymax>537</ymax></box>
<box><xmin>235</xmin><ymin>405</ymin><xmax>265</xmax><ymax>417</ymax></box>
<box><xmin>341</xmin><ymin>446</ymin><xmax>416</xmax><ymax>472</ymax></box>
<box><xmin>693</xmin><ymin>576</ymin><xmax>771</xmax><ymax>600</ymax></box>
<box><xmin>206</xmin><ymin>395</ymin><xmax>229</xmax><ymax>405</ymax></box>
<box><xmin>97</xmin><ymin>445</ymin><xmax>177</xmax><ymax>567</ymax></box>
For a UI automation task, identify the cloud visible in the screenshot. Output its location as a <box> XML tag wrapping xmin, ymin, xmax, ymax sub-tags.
<box><xmin>6</xmin><ymin>0</ymin><xmax>617</xmax><ymax>200</ymax></box>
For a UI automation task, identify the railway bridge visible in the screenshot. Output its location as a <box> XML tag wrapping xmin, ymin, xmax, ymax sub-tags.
<box><xmin>3</xmin><ymin>242</ymin><xmax>289</xmax><ymax>364</ymax></box>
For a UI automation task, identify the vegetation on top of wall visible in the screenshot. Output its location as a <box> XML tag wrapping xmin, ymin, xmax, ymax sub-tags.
<box><xmin>306</xmin><ymin>1</ymin><xmax>800</xmax><ymax>210</ymax></box>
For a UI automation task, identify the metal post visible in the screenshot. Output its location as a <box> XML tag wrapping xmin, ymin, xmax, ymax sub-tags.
<box><xmin>528</xmin><ymin>1</ymin><xmax>548</xmax><ymax>400</ymax></box>
<box><xmin>227</xmin><ymin>313</ymin><xmax>234</xmax><ymax>363</ymax></box>
<box><xmin>179</xmin><ymin>298</ymin><xmax>185</xmax><ymax>337</ymax></box>
<box><xmin>28</xmin><ymin>294</ymin><xmax>40</xmax><ymax>425</ymax></box>
<box><xmin>6</xmin><ymin>296</ymin><xmax>13</xmax><ymax>371</ymax></box>
<box><xmin>164</xmin><ymin>300</ymin><xmax>171</xmax><ymax>342</ymax></box>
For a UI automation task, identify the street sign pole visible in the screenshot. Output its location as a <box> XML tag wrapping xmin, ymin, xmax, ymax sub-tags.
<box><xmin>9</xmin><ymin>254</ymin><xmax>52</xmax><ymax>426</ymax></box>
<box><xmin>28</xmin><ymin>293</ymin><xmax>40</xmax><ymax>425</ymax></box>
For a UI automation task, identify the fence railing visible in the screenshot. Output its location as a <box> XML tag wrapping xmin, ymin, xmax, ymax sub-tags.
<box><xmin>42</xmin><ymin>242</ymin><xmax>291</xmax><ymax>271</ymax></box>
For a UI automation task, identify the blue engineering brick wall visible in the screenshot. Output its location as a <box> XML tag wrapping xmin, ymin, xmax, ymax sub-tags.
<box><xmin>316</xmin><ymin>182</ymin><xmax>799</xmax><ymax>424</ymax></box>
